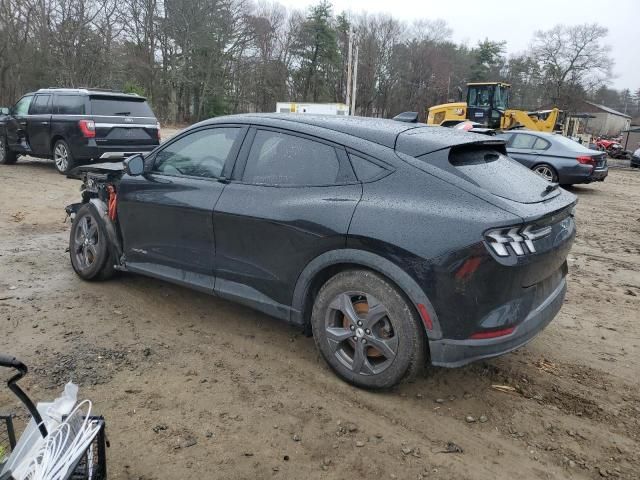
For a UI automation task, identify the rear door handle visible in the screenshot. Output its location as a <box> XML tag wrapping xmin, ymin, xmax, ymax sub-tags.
<box><xmin>41</xmin><ymin>121</ymin><xmax>49</xmax><ymax>125</ymax></box>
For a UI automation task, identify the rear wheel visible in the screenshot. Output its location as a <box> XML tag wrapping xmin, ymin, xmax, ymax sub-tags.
<box><xmin>0</xmin><ymin>136</ymin><xmax>18</xmax><ymax>165</ymax></box>
<box><xmin>532</xmin><ymin>163</ymin><xmax>558</xmax><ymax>183</ymax></box>
<box><xmin>53</xmin><ymin>139</ymin><xmax>76</xmax><ymax>174</ymax></box>
<box><xmin>69</xmin><ymin>204</ymin><xmax>115</xmax><ymax>281</ymax></box>
<box><xmin>311</xmin><ymin>269</ymin><xmax>426</xmax><ymax>389</ymax></box>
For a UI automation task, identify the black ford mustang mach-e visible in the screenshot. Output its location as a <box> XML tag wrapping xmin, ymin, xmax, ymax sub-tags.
<box><xmin>66</xmin><ymin>114</ymin><xmax>576</xmax><ymax>388</ymax></box>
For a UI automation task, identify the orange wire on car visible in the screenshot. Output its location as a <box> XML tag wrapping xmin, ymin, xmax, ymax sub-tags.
<box><xmin>107</xmin><ymin>185</ymin><xmax>117</xmax><ymax>221</ymax></box>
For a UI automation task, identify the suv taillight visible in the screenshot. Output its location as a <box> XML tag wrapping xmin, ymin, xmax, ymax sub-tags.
<box><xmin>78</xmin><ymin>119</ymin><xmax>96</xmax><ymax>138</ymax></box>
<box><xmin>577</xmin><ymin>155</ymin><xmax>594</xmax><ymax>166</ymax></box>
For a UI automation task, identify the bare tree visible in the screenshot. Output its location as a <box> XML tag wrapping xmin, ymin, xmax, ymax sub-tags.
<box><xmin>532</xmin><ymin>23</ymin><xmax>611</xmax><ymax>109</ymax></box>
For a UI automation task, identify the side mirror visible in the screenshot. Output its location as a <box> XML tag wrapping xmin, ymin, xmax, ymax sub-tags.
<box><xmin>0</xmin><ymin>107</ymin><xmax>9</xmax><ymax>115</ymax></box>
<box><xmin>123</xmin><ymin>154</ymin><xmax>145</xmax><ymax>176</ymax></box>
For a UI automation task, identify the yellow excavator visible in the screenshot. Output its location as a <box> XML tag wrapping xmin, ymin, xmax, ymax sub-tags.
<box><xmin>426</xmin><ymin>82</ymin><xmax>561</xmax><ymax>132</ymax></box>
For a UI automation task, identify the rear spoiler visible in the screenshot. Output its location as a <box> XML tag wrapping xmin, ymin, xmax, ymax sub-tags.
<box><xmin>392</xmin><ymin>112</ymin><xmax>419</xmax><ymax>123</ymax></box>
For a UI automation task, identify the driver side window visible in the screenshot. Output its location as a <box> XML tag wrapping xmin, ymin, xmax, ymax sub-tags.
<box><xmin>13</xmin><ymin>95</ymin><xmax>33</xmax><ymax>116</ymax></box>
<box><xmin>153</xmin><ymin>127</ymin><xmax>240</xmax><ymax>179</ymax></box>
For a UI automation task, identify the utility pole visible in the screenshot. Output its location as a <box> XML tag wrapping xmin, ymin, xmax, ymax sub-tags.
<box><xmin>351</xmin><ymin>44</ymin><xmax>359</xmax><ymax>115</ymax></box>
<box><xmin>345</xmin><ymin>28</ymin><xmax>353</xmax><ymax>114</ymax></box>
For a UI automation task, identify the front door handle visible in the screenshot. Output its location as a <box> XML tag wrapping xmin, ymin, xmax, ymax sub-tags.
<box><xmin>41</xmin><ymin>121</ymin><xmax>49</xmax><ymax>125</ymax></box>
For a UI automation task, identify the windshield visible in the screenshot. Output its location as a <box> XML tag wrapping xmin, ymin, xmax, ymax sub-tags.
<box><xmin>89</xmin><ymin>96</ymin><xmax>154</xmax><ymax>117</ymax></box>
<box><xmin>468</xmin><ymin>86</ymin><xmax>491</xmax><ymax>107</ymax></box>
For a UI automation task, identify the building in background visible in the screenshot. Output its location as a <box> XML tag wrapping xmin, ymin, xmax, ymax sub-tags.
<box><xmin>580</xmin><ymin>101</ymin><xmax>631</xmax><ymax>137</ymax></box>
<box><xmin>276</xmin><ymin>103</ymin><xmax>349</xmax><ymax>116</ymax></box>
<box><xmin>621</xmin><ymin>126</ymin><xmax>640</xmax><ymax>152</ymax></box>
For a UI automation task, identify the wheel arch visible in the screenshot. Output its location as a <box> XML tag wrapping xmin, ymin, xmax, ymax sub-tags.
<box><xmin>72</xmin><ymin>198</ymin><xmax>123</xmax><ymax>267</ymax></box>
<box><xmin>51</xmin><ymin>135</ymin><xmax>66</xmax><ymax>152</ymax></box>
<box><xmin>291</xmin><ymin>249</ymin><xmax>442</xmax><ymax>340</ymax></box>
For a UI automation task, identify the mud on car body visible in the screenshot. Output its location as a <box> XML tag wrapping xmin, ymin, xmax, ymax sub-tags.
<box><xmin>65</xmin><ymin>114</ymin><xmax>577</xmax><ymax>389</ymax></box>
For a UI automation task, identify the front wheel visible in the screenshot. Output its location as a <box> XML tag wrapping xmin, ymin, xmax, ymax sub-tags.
<box><xmin>69</xmin><ymin>204</ymin><xmax>115</xmax><ymax>281</ymax></box>
<box><xmin>311</xmin><ymin>269</ymin><xmax>427</xmax><ymax>389</ymax></box>
<box><xmin>0</xmin><ymin>136</ymin><xmax>18</xmax><ymax>165</ymax></box>
<box><xmin>53</xmin><ymin>139</ymin><xmax>76</xmax><ymax>174</ymax></box>
<box><xmin>532</xmin><ymin>163</ymin><xmax>558</xmax><ymax>183</ymax></box>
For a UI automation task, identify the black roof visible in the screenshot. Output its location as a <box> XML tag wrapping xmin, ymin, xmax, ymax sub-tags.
<box><xmin>199</xmin><ymin>113</ymin><xmax>500</xmax><ymax>154</ymax></box>
<box><xmin>239</xmin><ymin>113</ymin><xmax>422</xmax><ymax>149</ymax></box>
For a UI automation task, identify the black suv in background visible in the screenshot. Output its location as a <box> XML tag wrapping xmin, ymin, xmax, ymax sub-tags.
<box><xmin>0</xmin><ymin>88</ymin><xmax>160</xmax><ymax>174</ymax></box>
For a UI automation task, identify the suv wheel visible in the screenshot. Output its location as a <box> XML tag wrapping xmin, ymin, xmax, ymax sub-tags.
<box><xmin>0</xmin><ymin>136</ymin><xmax>18</xmax><ymax>165</ymax></box>
<box><xmin>69</xmin><ymin>204</ymin><xmax>115</xmax><ymax>281</ymax></box>
<box><xmin>311</xmin><ymin>269</ymin><xmax>426</xmax><ymax>389</ymax></box>
<box><xmin>53</xmin><ymin>139</ymin><xmax>76</xmax><ymax>174</ymax></box>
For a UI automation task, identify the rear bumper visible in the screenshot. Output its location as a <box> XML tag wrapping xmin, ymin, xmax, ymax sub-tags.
<box><xmin>429</xmin><ymin>276</ymin><xmax>566</xmax><ymax>367</ymax></box>
<box><xmin>560</xmin><ymin>164</ymin><xmax>608</xmax><ymax>184</ymax></box>
<box><xmin>98</xmin><ymin>151</ymin><xmax>149</xmax><ymax>160</ymax></box>
<box><xmin>73</xmin><ymin>142</ymin><xmax>158</xmax><ymax>161</ymax></box>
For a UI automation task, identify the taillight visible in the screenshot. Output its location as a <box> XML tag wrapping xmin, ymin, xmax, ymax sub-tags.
<box><xmin>485</xmin><ymin>224</ymin><xmax>552</xmax><ymax>257</ymax></box>
<box><xmin>577</xmin><ymin>155</ymin><xmax>594</xmax><ymax>166</ymax></box>
<box><xmin>78</xmin><ymin>119</ymin><xmax>96</xmax><ymax>138</ymax></box>
<box><xmin>156</xmin><ymin>122</ymin><xmax>161</xmax><ymax>141</ymax></box>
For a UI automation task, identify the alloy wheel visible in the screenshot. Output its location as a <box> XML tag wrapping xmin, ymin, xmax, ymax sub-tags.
<box><xmin>534</xmin><ymin>165</ymin><xmax>555</xmax><ymax>182</ymax></box>
<box><xmin>73</xmin><ymin>215</ymin><xmax>100</xmax><ymax>270</ymax></box>
<box><xmin>324</xmin><ymin>292</ymin><xmax>398</xmax><ymax>376</ymax></box>
<box><xmin>54</xmin><ymin>143</ymin><xmax>69</xmax><ymax>172</ymax></box>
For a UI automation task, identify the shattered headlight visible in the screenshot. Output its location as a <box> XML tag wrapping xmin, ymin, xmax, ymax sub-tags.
<box><xmin>485</xmin><ymin>225</ymin><xmax>552</xmax><ymax>257</ymax></box>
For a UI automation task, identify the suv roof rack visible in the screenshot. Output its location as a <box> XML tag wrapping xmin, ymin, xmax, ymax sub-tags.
<box><xmin>38</xmin><ymin>87</ymin><xmax>138</xmax><ymax>96</ymax></box>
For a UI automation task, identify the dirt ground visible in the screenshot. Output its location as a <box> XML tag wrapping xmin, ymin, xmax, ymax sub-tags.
<box><xmin>0</xmin><ymin>138</ymin><xmax>639</xmax><ymax>479</ymax></box>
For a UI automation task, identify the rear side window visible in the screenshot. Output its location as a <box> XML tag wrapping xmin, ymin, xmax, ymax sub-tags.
<box><xmin>349</xmin><ymin>153</ymin><xmax>386</xmax><ymax>182</ymax></box>
<box><xmin>153</xmin><ymin>127</ymin><xmax>240</xmax><ymax>179</ymax></box>
<box><xmin>533</xmin><ymin>137</ymin><xmax>550</xmax><ymax>150</ymax></box>
<box><xmin>90</xmin><ymin>97</ymin><xmax>153</xmax><ymax>117</ymax></box>
<box><xmin>29</xmin><ymin>95</ymin><xmax>52</xmax><ymax>115</ymax></box>
<box><xmin>510</xmin><ymin>134</ymin><xmax>537</xmax><ymax>149</ymax></box>
<box><xmin>243</xmin><ymin>130</ymin><xmax>340</xmax><ymax>186</ymax></box>
<box><xmin>54</xmin><ymin>95</ymin><xmax>85</xmax><ymax>114</ymax></box>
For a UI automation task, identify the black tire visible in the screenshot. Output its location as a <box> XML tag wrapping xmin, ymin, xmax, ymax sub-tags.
<box><xmin>0</xmin><ymin>136</ymin><xmax>18</xmax><ymax>165</ymax></box>
<box><xmin>69</xmin><ymin>204</ymin><xmax>116</xmax><ymax>281</ymax></box>
<box><xmin>532</xmin><ymin>163</ymin><xmax>558</xmax><ymax>183</ymax></box>
<box><xmin>311</xmin><ymin>269</ymin><xmax>427</xmax><ymax>389</ymax></box>
<box><xmin>53</xmin><ymin>139</ymin><xmax>76</xmax><ymax>174</ymax></box>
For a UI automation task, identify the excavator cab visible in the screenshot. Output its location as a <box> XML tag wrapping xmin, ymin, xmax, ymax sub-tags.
<box><xmin>466</xmin><ymin>82</ymin><xmax>510</xmax><ymax>129</ymax></box>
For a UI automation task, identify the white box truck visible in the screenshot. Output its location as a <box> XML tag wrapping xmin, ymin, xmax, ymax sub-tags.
<box><xmin>275</xmin><ymin>102</ymin><xmax>349</xmax><ymax>115</ymax></box>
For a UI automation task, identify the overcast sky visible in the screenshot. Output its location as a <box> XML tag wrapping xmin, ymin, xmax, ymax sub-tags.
<box><xmin>278</xmin><ymin>0</ymin><xmax>639</xmax><ymax>91</ymax></box>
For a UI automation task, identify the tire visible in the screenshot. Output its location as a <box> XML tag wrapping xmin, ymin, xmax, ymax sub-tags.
<box><xmin>532</xmin><ymin>163</ymin><xmax>558</xmax><ymax>183</ymax></box>
<box><xmin>53</xmin><ymin>139</ymin><xmax>76</xmax><ymax>174</ymax></box>
<box><xmin>0</xmin><ymin>136</ymin><xmax>18</xmax><ymax>165</ymax></box>
<box><xmin>311</xmin><ymin>269</ymin><xmax>427</xmax><ymax>389</ymax></box>
<box><xmin>69</xmin><ymin>204</ymin><xmax>116</xmax><ymax>281</ymax></box>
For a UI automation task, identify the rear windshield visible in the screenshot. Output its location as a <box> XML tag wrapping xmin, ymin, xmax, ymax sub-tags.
<box><xmin>547</xmin><ymin>134</ymin><xmax>596</xmax><ymax>153</ymax></box>
<box><xmin>437</xmin><ymin>146</ymin><xmax>557</xmax><ymax>203</ymax></box>
<box><xmin>89</xmin><ymin>96</ymin><xmax>154</xmax><ymax>117</ymax></box>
